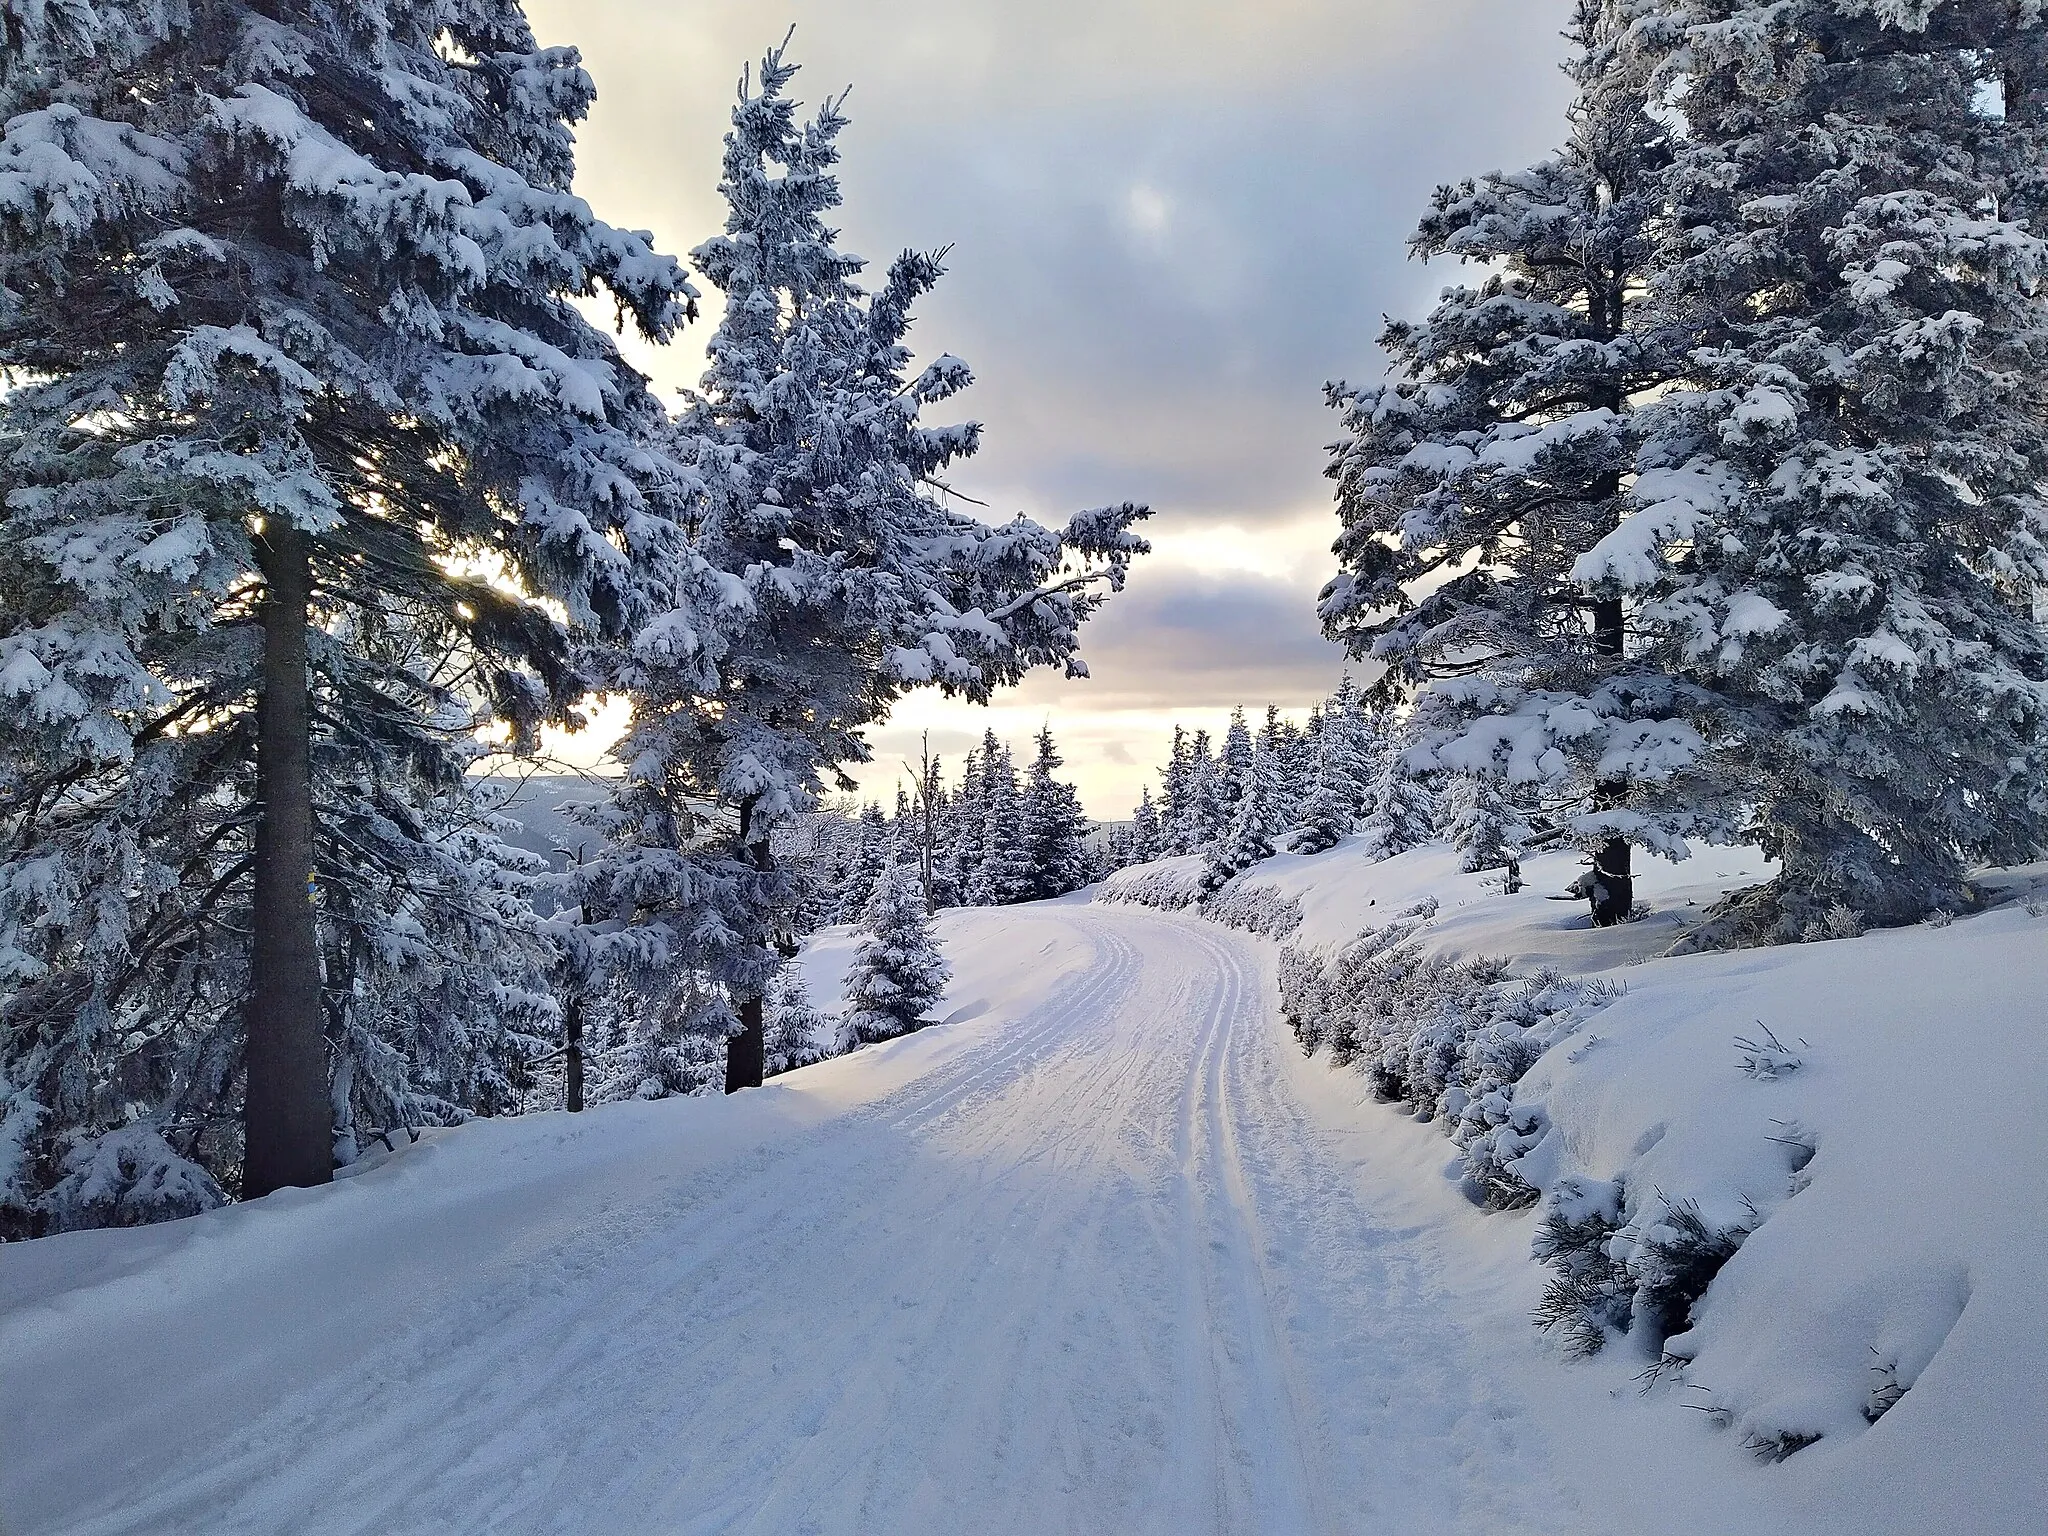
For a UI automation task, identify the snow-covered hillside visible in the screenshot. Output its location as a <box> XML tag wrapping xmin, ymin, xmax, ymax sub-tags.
<box><xmin>3</xmin><ymin>850</ymin><xmax>2043</xmax><ymax>1533</ymax></box>
<box><xmin>1103</xmin><ymin>835</ymin><xmax>2048</xmax><ymax>1525</ymax></box>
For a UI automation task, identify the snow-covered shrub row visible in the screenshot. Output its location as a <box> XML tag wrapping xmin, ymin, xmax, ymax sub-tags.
<box><xmin>1095</xmin><ymin>857</ymin><xmax>1302</xmax><ymax>936</ymax></box>
<box><xmin>1198</xmin><ymin>878</ymin><xmax>1304</xmax><ymax>939</ymax></box>
<box><xmin>1277</xmin><ymin>898</ymin><xmax>1619</xmax><ymax>1209</ymax></box>
<box><xmin>1094</xmin><ymin>855</ymin><xmax>1208</xmax><ymax>913</ymax></box>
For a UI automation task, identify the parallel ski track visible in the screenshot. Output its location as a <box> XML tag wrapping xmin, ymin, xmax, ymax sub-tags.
<box><xmin>36</xmin><ymin>905</ymin><xmax>1574</xmax><ymax>1536</ymax></box>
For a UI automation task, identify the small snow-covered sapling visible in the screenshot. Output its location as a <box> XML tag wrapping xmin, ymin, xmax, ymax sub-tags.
<box><xmin>1735</xmin><ymin>1023</ymin><xmax>1806</xmax><ymax>1081</ymax></box>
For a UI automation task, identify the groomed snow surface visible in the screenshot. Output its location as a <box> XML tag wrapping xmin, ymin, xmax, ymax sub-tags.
<box><xmin>5</xmin><ymin>844</ymin><xmax>2046</xmax><ymax>1534</ymax></box>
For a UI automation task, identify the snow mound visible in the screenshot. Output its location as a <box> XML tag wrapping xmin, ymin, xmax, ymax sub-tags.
<box><xmin>1116</xmin><ymin>831</ymin><xmax>2048</xmax><ymax>1509</ymax></box>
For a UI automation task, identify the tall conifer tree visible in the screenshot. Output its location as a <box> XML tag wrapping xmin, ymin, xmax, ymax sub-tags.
<box><xmin>597</xmin><ymin>39</ymin><xmax>1148</xmax><ymax>1089</ymax></box>
<box><xmin>1588</xmin><ymin>0</ymin><xmax>2048</xmax><ymax>934</ymax></box>
<box><xmin>0</xmin><ymin>0</ymin><xmax>693</xmax><ymax>1212</ymax></box>
<box><xmin>1322</xmin><ymin>0</ymin><xmax>1706</xmax><ymax>926</ymax></box>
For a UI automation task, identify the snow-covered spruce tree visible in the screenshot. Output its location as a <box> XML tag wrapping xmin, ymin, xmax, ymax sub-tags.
<box><xmin>1020</xmin><ymin>724</ymin><xmax>1092</xmax><ymax>900</ymax></box>
<box><xmin>1255</xmin><ymin>704</ymin><xmax>1306</xmax><ymax>830</ymax></box>
<box><xmin>978</xmin><ymin>741</ymin><xmax>1035</xmax><ymax>905</ymax></box>
<box><xmin>601</xmin><ymin>40</ymin><xmax>1148</xmax><ymax>1090</ymax></box>
<box><xmin>589</xmin><ymin>974</ymin><xmax>735</xmax><ymax>1103</ymax></box>
<box><xmin>844</xmin><ymin>861</ymin><xmax>949</xmax><ymax>1044</ymax></box>
<box><xmin>945</xmin><ymin>746</ymin><xmax>988</xmax><ymax>902</ymax></box>
<box><xmin>836</xmin><ymin>801</ymin><xmax>894</xmax><ymax>922</ymax></box>
<box><xmin>1128</xmin><ymin>786</ymin><xmax>1163</xmax><ymax>863</ymax></box>
<box><xmin>1321</xmin><ymin>0</ymin><xmax>1713</xmax><ymax>927</ymax></box>
<box><xmin>1219</xmin><ymin>706</ymin><xmax>1253</xmax><ymax>815</ymax></box>
<box><xmin>1202</xmin><ymin>745</ymin><xmax>1277</xmax><ymax>892</ymax></box>
<box><xmin>1243</xmin><ymin>720</ymin><xmax>1293</xmax><ymax>844</ymax></box>
<box><xmin>1158</xmin><ymin>725</ymin><xmax>1194</xmax><ymax>854</ymax></box>
<box><xmin>762</xmin><ymin>964</ymin><xmax>825</xmax><ymax>1076</ymax></box>
<box><xmin>1581</xmin><ymin>0</ymin><xmax>2048</xmax><ymax>937</ymax></box>
<box><xmin>1437</xmin><ymin>771</ymin><xmax>1528</xmax><ymax>876</ymax></box>
<box><xmin>1180</xmin><ymin>730</ymin><xmax>1230</xmax><ymax>852</ymax></box>
<box><xmin>0</xmin><ymin>0</ymin><xmax>692</xmax><ymax>1214</ymax></box>
<box><xmin>1357</xmin><ymin>735</ymin><xmax>1438</xmax><ymax>861</ymax></box>
<box><xmin>1294</xmin><ymin>693</ymin><xmax>1372</xmax><ymax>855</ymax></box>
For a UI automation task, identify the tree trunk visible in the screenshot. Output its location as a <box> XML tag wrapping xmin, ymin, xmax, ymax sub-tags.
<box><xmin>725</xmin><ymin>991</ymin><xmax>766</xmax><ymax>1094</ymax></box>
<box><xmin>564</xmin><ymin>989</ymin><xmax>585</xmax><ymax>1113</ymax></box>
<box><xmin>243</xmin><ymin>522</ymin><xmax>332</xmax><ymax>1197</ymax></box>
<box><xmin>1590</xmin><ymin>593</ymin><xmax>1634</xmax><ymax>928</ymax></box>
<box><xmin>724</xmin><ymin>796</ymin><xmax>771</xmax><ymax>1094</ymax></box>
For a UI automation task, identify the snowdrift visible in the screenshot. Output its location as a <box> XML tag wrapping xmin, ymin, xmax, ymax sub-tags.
<box><xmin>1100</xmin><ymin>836</ymin><xmax>2048</xmax><ymax>1506</ymax></box>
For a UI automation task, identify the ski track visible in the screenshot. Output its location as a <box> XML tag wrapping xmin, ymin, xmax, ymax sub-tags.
<box><xmin>19</xmin><ymin>905</ymin><xmax>1580</xmax><ymax>1536</ymax></box>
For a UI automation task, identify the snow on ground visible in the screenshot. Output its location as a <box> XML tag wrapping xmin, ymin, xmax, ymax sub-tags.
<box><xmin>1102</xmin><ymin>835</ymin><xmax>1779</xmax><ymax>969</ymax></box>
<box><xmin>1</xmin><ymin>860</ymin><xmax>2043</xmax><ymax>1533</ymax></box>
<box><xmin>1104</xmin><ymin>836</ymin><xmax>2048</xmax><ymax>1531</ymax></box>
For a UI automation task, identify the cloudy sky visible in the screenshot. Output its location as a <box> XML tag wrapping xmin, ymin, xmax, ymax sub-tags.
<box><xmin>525</xmin><ymin>0</ymin><xmax>1576</xmax><ymax>815</ymax></box>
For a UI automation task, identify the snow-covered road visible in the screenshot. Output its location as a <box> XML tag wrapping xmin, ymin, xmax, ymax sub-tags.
<box><xmin>6</xmin><ymin>904</ymin><xmax>1597</xmax><ymax>1534</ymax></box>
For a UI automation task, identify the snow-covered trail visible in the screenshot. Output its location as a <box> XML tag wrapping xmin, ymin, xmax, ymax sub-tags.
<box><xmin>3</xmin><ymin>904</ymin><xmax>1580</xmax><ymax>1536</ymax></box>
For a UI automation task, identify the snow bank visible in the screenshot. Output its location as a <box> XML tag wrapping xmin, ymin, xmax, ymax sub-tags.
<box><xmin>1514</xmin><ymin>902</ymin><xmax>2048</xmax><ymax>1486</ymax></box>
<box><xmin>1106</xmin><ymin>832</ymin><xmax>2048</xmax><ymax>1495</ymax></box>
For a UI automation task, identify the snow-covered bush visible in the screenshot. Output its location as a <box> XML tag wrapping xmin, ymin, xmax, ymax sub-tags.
<box><xmin>1530</xmin><ymin>1179</ymin><xmax>1752</xmax><ymax>1363</ymax></box>
<box><xmin>1200</xmin><ymin>879</ymin><xmax>1303</xmax><ymax>939</ymax></box>
<box><xmin>1279</xmin><ymin>898</ymin><xmax>1618</xmax><ymax>1209</ymax></box>
<box><xmin>1734</xmin><ymin>1025</ymin><xmax>1803</xmax><ymax>1081</ymax></box>
<box><xmin>1095</xmin><ymin>856</ymin><xmax>1208</xmax><ymax>913</ymax></box>
<box><xmin>41</xmin><ymin>1126</ymin><xmax>226</xmax><ymax>1233</ymax></box>
<box><xmin>1531</xmin><ymin>1176</ymin><xmax>1634</xmax><ymax>1358</ymax></box>
<box><xmin>1800</xmin><ymin>905</ymin><xmax>1866</xmax><ymax>944</ymax></box>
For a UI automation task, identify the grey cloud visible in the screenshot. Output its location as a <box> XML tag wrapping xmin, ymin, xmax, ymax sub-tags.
<box><xmin>525</xmin><ymin>0</ymin><xmax>1576</xmax><ymax>777</ymax></box>
<box><xmin>1001</xmin><ymin>561</ymin><xmax>1351</xmax><ymax>716</ymax></box>
<box><xmin>534</xmin><ymin>0</ymin><xmax>1575</xmax><ymax>524</ymax></box>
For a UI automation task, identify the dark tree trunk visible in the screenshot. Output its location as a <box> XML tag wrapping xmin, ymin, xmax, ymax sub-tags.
<box><xmin>564</xmin><ymin>990</ymin><xmax>585</xmax><ymax>1113</ymax></box>
<box><xmin>724</xmin><ymin>795</ymin><xmax>771</xmax><ymax>1094</ymax></box>
<box><xmin>725</xmin><ymin>992</ymin><xmax>766</xmax><ymax>1094</ymax></box>
<box><xmin>1590</xmin><ymin>593</ymin><xmax>1634</xmax><ymax>928</ymax></box>
<box><xmin>243</xmin><ymin>522</ymin><xmax>332</xmax><ymax>1197</ymax></box>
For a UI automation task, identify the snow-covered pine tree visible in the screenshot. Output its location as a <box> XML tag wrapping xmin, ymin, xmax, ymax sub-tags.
<box><xmin>602</xmin><ymin>39</ymin><xmax>1148</xmax><ymax>1090</ymax></box>
<box><xmin>1181</xmin><ymin>730</ymin><xmax>1231</xmax><ymax>852</ymax></box>
<box><xmin>1243</xmin><ymin>717</ymin><xmax>1293</xmax><ymax>844</ymax></box>
<box><xmin>1202</xmin><ymin>744</ymin><xmax>1277</xmax><ymax>893</ymax></box>
<box><xmin>1020</xmin><ymin>724</ymin><xmax>1093</xmax><ymax>900</ymax></box>
<box><xmin>1293</xmin><ymin>692</ymin><xmax>1372</xmax><ymax>855</ymax></box>
<box><xmin>1220</xmin><ymin>707</ymin><xmax>1254</xmax><ymax>814</ymax></box>
<box><xmin>1358</xmin><ymin>733</ymin><xmax>1438</xmax><ymax>861</ymax></box>
<box><xmin>838</xmin><ymin>802</ymin><xmax>895</xmax><ymax>922</ymax></box>
<box><xmin>1255</xmin><ymin>704</ymin><xmax>1306</xmax><ymax>829</ymax></box>
<box><xmin>844</xmin><ymin>861</ymin><xmax>949</xmax><ymax>1044</ymax></box>
<box><xmin>1437</xmin><ymin>772</ymin><xmax>1528</xmax><ymax>876</ymax></box>
<box><xmin>1584</xmin><ymin>0</ymin><xmax>2048</xmax><ymax>936</ymax></box>
<box><xmin>1158</xmin><ymin>725</ymin><xmax>1194</xmax><ymax>854</ymax></box>
<box><xmin>590</xmin><ymin>975</ymin><xmax>736</xmax><ymax>1103</ymax></box>
<box><xmin>1293</xmin><ymin>750</ymin><xmax>1357</xmax><ymax>856</ymax></box>
<box><xmin>1129</xmin><ymin>786</ymin><xmax>1163</xmax><ymax>863</ymax></box>
<box><xmin>946</xmin><ymin>747</ymin><xmax>988</xmax><ymax>903</ymax></box>
<box><xmin>763</xmin><ymin>964</ymin><xmax>826</xmax><ymax>1076</ymax></box>
<box><xmin>0</xmin><ymin>0</ymin><xmax>694</xmax><ymax>1216</ymax></box>
<box><xmin>1321</xmin><ymin>0</ymin><xmax>1709</xmax><ymax>928</ymax></box>
<box><xmin>980</xmin><ymin>741</ymin><xmax>1035</xmax><ymax>905</ymax></box>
